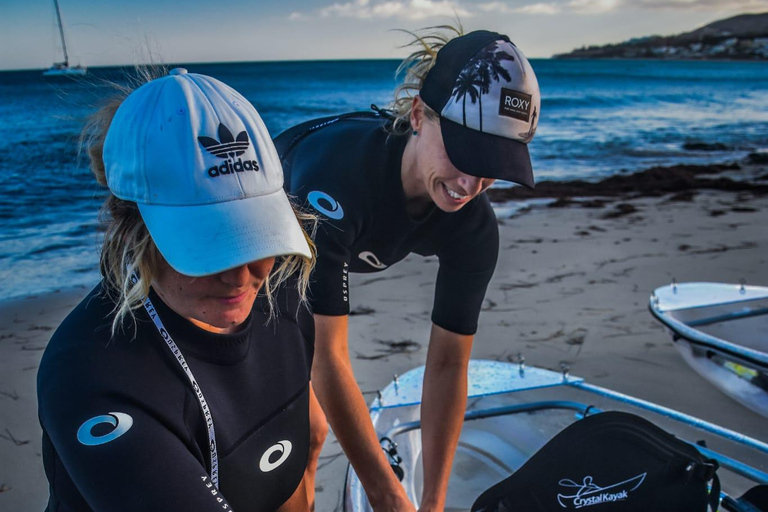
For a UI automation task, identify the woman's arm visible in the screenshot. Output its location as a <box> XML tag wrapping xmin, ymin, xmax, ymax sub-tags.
<box><xmin>312</xmin><ymin>314</ymin><xmax>416</xmax><ymax>512</ymax></box>
<box><xmin>418</xmin><ymin>324</ymin><xmax>474</xmax><ymax>512</ymax></box>
<box><xmin>40</xmin><ymin>400</ymin><xmax>237</xmax><ymax>511</ymax></box>
<box><xmin>418</xmin><ymin>196</ymin><xmax>497</xmax><ymax>510</ymax></box>
<box><xmin>277</xmin><ymin>479</ymin><xmax>310</xmax><ymax>512</ymax></box>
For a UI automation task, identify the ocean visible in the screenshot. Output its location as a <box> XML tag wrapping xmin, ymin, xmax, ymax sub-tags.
<box><xmin>1</xmin><ymin>59</ymin><xmax>767</xmax><ymax>300</ymax></box>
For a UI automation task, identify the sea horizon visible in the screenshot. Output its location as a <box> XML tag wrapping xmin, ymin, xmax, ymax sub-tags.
<box><xmin>7</xmin><ymin>55</ymin><xmax>768</xmax><ymax>74</ymax></box>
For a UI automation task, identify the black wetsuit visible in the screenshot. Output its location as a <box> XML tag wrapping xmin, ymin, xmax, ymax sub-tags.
<box><xmin>37</xmin><ymin>281</ymin><xmax>313</xmax><ymax>512</ymax></box>
<box><xmin>276</xmin><ymin>113</ymin><xmax>498</xmax><ymax>335</ymax></box>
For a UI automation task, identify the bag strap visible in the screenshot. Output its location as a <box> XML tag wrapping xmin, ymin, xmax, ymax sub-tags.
<box><xmin>686</xmin><ymin>459</ymin><xmax>721</xmax><ymax>512</ymax></box>
<box><xmin>709</xmin><ymin>473</ymin><xmax>722</xmax><ymax>512</ymax></box>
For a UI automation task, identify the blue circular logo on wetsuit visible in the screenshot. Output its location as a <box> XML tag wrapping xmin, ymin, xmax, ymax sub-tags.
<box><xmin>307</xmin><ymin>191</ymin><xmax>344</xmax><ymax>220</ymax></box>
<box><xmin>77</xmin><ymin>412</ymin><xmax>133</xmax><ymax>446</ymax></box>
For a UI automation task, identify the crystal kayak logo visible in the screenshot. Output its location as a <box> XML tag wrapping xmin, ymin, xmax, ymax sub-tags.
<box><xmin>198</xmin><ymin>123</ymin><xmax>260</xmax><ymax>178</ymax></box>
<box><xmin>77</xmin><ymin>412</ymin><xmax>133</xmax><ymax>446</ymax></box>
<box><xmin>259</xmin><ymin>440</ymin><xmax>292</xmax><ymax>473</ymax></box>
<box><xmin>359</xmin><ymin>251</ymin><xmax>387</xmax><ymax>269</ymax></box>
<box><xmin>557</xmin><ymin>474</ymin><xmax>646</xmax><ymax>508</ymax></box>
<box><xmin>307</xmin><ymin>191</ymin><xmax>344</xmax><ymax>220</ymax></box>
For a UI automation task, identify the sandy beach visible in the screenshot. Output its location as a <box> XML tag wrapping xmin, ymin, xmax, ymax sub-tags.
<box><xmin>1</xmin><ymin>160</ymin><xmax>766</xmax><ymax>511</ymax></box>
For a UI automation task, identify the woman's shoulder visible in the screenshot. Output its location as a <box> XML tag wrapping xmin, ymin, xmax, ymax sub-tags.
<box><xmin>38</xmin><ymin>283</ymin><xmax>161</xmax><ymax>392</ymax></box>
<box><xmin>276</xmin><ymin>113</ymin><xmax>396</xmax><ymax>185</ymax></box>
<box><xmin>278</xmin><ymin>113</ymin><xmax>404</xmax><ymax>228</ymax></box>
<box><xmin>274</xmin><ymin>111</ymin><xmax>390</xmax><ymax>161</ymax></box>
<box><xmin>44</xmin><ymin>284</ymin><xmax>116</xmax><ymax>356</ymax></box>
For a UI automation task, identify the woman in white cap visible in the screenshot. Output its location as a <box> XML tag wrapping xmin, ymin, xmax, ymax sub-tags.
<box><xmin>276</xmin><ymin>28</ymin><xmax>541</xmax><ymax>511</ymax></box>
<box><xmin>38</xmin><ymin>69</ymin><xmax>316</xmax><ymax>512</ymax></box>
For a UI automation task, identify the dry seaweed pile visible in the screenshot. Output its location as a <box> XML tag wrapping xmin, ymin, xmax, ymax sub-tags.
<box><xmin>488</xmin><ymin>161</ymin><xmax>768</xmax><ymax>203</ymax></box>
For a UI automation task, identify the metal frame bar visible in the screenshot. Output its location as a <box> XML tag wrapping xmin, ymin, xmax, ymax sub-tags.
<box><xmin>382</xmin><ymin>400</ymin><xmax>592</xmax><ymax>438</ymax></box>
<box><xmin>687</xmin><ymin>307</ymin><xmax>768</xmax><ymax>327</ymax></box>
<box><xmin>570</xmin><ymin>381</ymin><xmax>768</xmax><ymax>455</ymax></box>
<box><xmin>649</xmin><ymin>304</ymin><xmax>768</xmax><ymax>369</ymax></box>
<box><xmin>694</xmin><ymin>444</ymin><xmax>768</xmax><ymax>487</ymax></box>
<box><xmin>652</xmin><ymin>284</ymin><xmax>768</xmax><ymax>313</ymax></box>
<box><xmin>383</xmin><ymin>397</ymin><xmax>768</xmax><ymax>485</ymax></box>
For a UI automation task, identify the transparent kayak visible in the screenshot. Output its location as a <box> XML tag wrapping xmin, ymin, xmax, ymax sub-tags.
<box><xmin>344</xmin><ymin>360</ymin><xmax>768</xmax><ymax>512</ymax></box>
<box><xmin>650</xmin><ymin>282</ymin><xmax>768</xmax><ymax>418</ymax></box>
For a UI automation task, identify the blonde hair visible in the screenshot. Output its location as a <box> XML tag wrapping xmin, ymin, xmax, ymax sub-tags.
<box><xmin>389</xmin><ymin>23</ymin><xmax>464</xmax><ymax>135</ymax></box>
<box><xmin>80</xmin><ymin>69</ymin><xmax>316</xmax><ymax>337</ymax></box>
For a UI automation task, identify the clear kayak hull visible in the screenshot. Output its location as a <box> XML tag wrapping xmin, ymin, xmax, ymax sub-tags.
<box><xmin>650</xmin><ymin>282</ymin><xmax>768</xmax><ymax>418</ymax></box>
<box><xmin>344</xmin><ymin>361</ymin><xmax>768</xmax><ymax>512</ymax></box>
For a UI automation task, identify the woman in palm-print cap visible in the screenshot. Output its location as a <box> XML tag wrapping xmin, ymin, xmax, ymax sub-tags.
<box><xmin>275</xmin><ymin>25</ymin><xmax>541</xmax><ymax>511</ymax></box>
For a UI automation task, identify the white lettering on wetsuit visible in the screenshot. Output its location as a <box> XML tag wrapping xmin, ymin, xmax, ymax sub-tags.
<box><xmin>201</xmin><ymin>476</ymin><xmax>232</xmax><ymax>510</ymax></box>
<box><xmin>342</xmin><ymin>262</ymin><xmax>349</xmax><ymax>302</ymax></box>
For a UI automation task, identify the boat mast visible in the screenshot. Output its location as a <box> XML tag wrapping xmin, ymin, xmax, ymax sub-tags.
<box><xmin>53</xmin><ymin>0</ymin><xmax>69</xmax><ymax>66</ymax></box>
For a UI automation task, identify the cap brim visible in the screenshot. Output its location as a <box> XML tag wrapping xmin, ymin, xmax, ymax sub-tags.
<box><xmin>139</xmin><ymin>189</ymin><xmax>311</xmax><ymax>277</ymax></box>
<box><xmin>439</xmin><ymin>117</ymin><xmax>535</xmax><ymax>189</ymax></box>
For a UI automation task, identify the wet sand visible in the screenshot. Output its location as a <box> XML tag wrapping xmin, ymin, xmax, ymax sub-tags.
<box><xmin>1</xmin><ymin>160</ymin><xmax>766</xmax><ymax>511</ymax></box>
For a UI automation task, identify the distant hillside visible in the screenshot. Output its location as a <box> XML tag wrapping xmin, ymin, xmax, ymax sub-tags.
<box><xmin>554</xmin><ymin>12</ymin><xmax>768</xmax><ymax>60</ymax></box>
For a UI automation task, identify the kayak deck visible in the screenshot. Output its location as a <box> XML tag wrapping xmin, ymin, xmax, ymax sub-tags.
<box><xmin>345</xmin><ymin>360</ymin><xmax>768</xmax><ymax>512</ymax></box>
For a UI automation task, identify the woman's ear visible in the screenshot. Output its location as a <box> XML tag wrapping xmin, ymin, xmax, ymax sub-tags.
<box><xmin>410</xmin><ymin>95</ymin><xmax>426</xmax><ymax>132</ymax></box>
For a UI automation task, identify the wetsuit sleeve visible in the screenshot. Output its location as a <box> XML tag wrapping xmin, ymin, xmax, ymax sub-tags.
<box><xmin>278</xmin><ymin>125</ymin><xmax>359</xmax><ymax>317</ymax></box>
<box><xmin>432</xmin><ymin>194</ymin><xmax>499</xmax><ymax>335</ymax></box>
<box><xmin>307</xmin><ymin>219</ymin><xmax>354</xmax><ymax>316</ymax></box>
<box><xmin>39</xmin><ymin>360</ymin><xmax>233</xmax><ymax>512</ymax></box>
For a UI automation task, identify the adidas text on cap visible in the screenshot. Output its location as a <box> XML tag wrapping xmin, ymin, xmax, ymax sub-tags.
<box><xmin>420</xmin><ymin>31</ymin><xmax>540</xmax><ymax>188</ymax></box>
<box><xmin>103</xmin><ymin>68</ymin><xmax>311</xmax><ymax>277</ymax></box>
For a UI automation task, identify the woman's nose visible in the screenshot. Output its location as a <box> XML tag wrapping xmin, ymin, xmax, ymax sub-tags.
<box><xmin>218</xmin><ymin>264</ymin><xmax>251</xmax><ymax>287</ymax></box>
<box><xmin>458</xmin><ymin>174</ymin><xmax>483</xmax><ymax>195</ymax></box>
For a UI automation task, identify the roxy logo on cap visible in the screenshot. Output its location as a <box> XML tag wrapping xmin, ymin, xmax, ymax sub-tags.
<box><xmin>498</xmin><ymin>88</ymin><xmax>532</xmax><ymax>122</ymax></box>
<box><xmin>198</xmin><ymin>123</ymin><xmax>260</xmax><ymax>178</ymax></box>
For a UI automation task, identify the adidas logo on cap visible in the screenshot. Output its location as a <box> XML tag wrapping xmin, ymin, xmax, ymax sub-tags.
<box><xmin>198</xmin><ymin>124</ymin><xmax>260</xmax><ymax>178</ymax></box>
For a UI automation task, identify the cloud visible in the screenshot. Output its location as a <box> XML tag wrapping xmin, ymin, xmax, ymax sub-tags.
<box><xmin>290</xmin><ymin>0</ymin><xmax>471</xmax><ymax>21</ymax></box>
<box><xmin>477</xmin><ymin>1</ymin><xmax>561</xmax><ymax>14</ymax></box>
<box><xmin>290</xmin><ymin>0</ymin><xmax>768</xmax><ymax>21</ymax></box>
<box><xmin>517</xmin><ymin>2</ymin><xmax>563</xmax><ymax>13</ymax></box>
<box><xmin>634</xmin><ymin>0</ymin><xmax>768</xmax><ymax>9</ymax></box>
<box><xmin>566</xmin><ymin>0</ymin><xmax>621</xmax><ymax>12</ymax></box>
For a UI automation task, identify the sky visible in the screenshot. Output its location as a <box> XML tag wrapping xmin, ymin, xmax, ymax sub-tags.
<box><xmin>1</xmin><ymin>0</ymin><xmax>767</xmax><ymax>70</ymax></box>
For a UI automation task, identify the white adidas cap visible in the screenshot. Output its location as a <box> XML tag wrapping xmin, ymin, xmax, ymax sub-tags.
<box><xmin>103</xmin><ymin>68</ymin><xmax>311</xmax><ymax>276</ymax></box>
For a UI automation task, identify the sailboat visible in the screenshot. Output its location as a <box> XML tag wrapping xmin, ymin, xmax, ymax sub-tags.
<box><xmin>43</xmin><ymin>0</ymin><xmax>86</xmax><ymax>77</ymax></box>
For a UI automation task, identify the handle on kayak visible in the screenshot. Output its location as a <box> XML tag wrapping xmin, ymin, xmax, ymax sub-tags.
<box><xmin>380</xmin><ymin>436</ymin><xmax>404</xmax><ymax>481</ymax></box>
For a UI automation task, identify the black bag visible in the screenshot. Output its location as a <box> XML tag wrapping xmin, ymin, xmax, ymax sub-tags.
<box><xmin>724</xmin><ymin>485</ymin><xmax>768</xmax><ymax>512</ymax></box>
<box><xmin>471</xmin><ymin>411</ymin><xmax>720</xmax><ymax>512</ymax></box>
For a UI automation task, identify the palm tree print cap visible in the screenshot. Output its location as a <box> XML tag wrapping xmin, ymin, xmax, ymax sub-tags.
<box><xmin>420</xmin><ymin>31</ymin><xmax>540</xmax><ymax>188</ymax></box>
